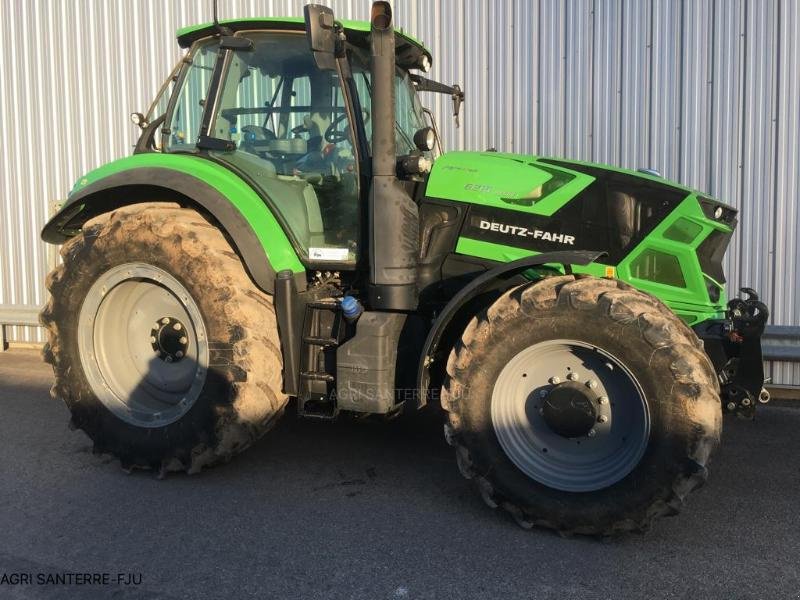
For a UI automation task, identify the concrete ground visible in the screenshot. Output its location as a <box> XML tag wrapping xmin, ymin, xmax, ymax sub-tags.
<box><xmin>0</xmin><ymin>349</ymin><xmax>798</xmax><ymax>600</ymax></box>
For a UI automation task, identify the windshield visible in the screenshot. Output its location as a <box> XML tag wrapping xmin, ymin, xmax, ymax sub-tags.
<box><xmin>205</xmin><ymin>32</ymin><xmax>360</xmax><ymax>264</ymax></box>
<box><xmin>352</xmin><ymin>65</ymin><xmax>431</xmax><ymax>157</ymax></box>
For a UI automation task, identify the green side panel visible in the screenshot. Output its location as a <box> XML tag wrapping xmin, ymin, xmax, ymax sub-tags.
<box><xmin>615</xmin><ymin>194</ymin><xmax>730</xmax><ymax>324</ymax></box>
<box><xmin>425</xmin><ymin>151</ymin><xmax>595</xmax><ymax>216</ymax></box>
<box><xmin>428</xmin><ymin>151</ymin><xmax>724</xmax><ymax>208</ymax></box>
<box><xmin>455</xmin><ymin>194</ymin><xmax>731</xmax><ymax>326</ymax></box>
<box><xmin>68</xmin><ymin>154</ymin><xmax>304</xmax><ymax>274</ymax></box>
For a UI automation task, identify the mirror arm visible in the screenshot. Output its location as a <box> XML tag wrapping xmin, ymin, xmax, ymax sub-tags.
<box><xmin>410</xmin><ymin>74</ymin><xmax>462</xmax><ymax>97</ymax></box>
<box><xmin>411</xmin><ymin>74</ymin><xmax>465</xmax><ymax>128</ymax></box>
<box><xmin>134</xmin><ymin>114</ymin><xmax>167</xmax><ymax>154</ymax></box>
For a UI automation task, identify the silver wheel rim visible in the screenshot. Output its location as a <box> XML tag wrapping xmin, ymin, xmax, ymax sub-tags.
<box><xmin>78</xmin><ymin>263</ymin><xmax>208</xmax><ymax>428</ymax></box>
<box><xmin>491</xmin><ymin>339</ymin><xmax>650</xmax><ymax>492</ymax></box>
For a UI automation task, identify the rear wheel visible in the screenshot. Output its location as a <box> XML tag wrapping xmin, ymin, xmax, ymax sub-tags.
<box><xmin>442</xmin><ymin>275</ymin><xmax>722</xmax><ymax>535</ymax></box>
<box><xmin>40</xmin><ymin>203</ymin><xmax>288</xmax><ymax>473</ymax></box>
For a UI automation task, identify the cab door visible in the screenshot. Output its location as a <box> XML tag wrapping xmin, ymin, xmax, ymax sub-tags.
<box><xmin>199</xmin><ymin>31</ymin><xmax>362</xmax><ymax>267</ymax></box>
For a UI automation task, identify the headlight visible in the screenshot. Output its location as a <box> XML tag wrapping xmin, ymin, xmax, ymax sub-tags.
<box><xmin>397</xmin><ymin>155</ymin><xmax>432</xmax><ymax>176</ymax></box>
<box><xmin>413</xmin><ymin>127</ymin><xmax>436</xmax><ymax>151</ymax></box>
<box><xmin>699</xmin><ymin>197</ymin><xmax>737</xmax><ymax>226</ymax></box>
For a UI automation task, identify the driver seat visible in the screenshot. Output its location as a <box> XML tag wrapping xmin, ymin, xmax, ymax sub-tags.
<box><xmin>304</xmin><ymin>112</ymin><xmax>331</xmax><ymax>151</ymax></box>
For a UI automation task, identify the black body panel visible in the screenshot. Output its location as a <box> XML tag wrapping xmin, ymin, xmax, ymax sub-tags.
<box><xmin>459</xmin><ymin>159</ymin><xmax>688</xmax><ymax>265</ymax></box>
<box><xmin>417</xmin><ymin>198</ymin><xmax>466</xmax><ymax>296</ymax></box>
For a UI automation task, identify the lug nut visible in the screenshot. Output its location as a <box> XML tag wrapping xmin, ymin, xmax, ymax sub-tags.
<box><xmin>175</xmin><ymin>351</ymin><xmax>184</xmax><ymax>359</ymax></box>
<box><xmin>539</xmin><ymin>390</ymin><xmax>548</xmax><ymax>398</ymax></box>
<box><xmin>759</xmin><ymin>389</ymin><xmax>771</xmax><ymax>404</ymax></box>
<box><xmin>567</xmin><ymin>372</ymin><xmax>579</xmax><ymax>381</ymax></box>
<box><xmin>179</xmin><ymin>336</ymin><xmax>188</xmax><ymax>345</ymax></box>
<box><xmin>150</xmin><ymin>336</ymin><xmax>157</xmax><ymax>344</ymax></box>
<box><xmin>597</xmin><ymin>415</ymin><xmax>608</xmax><ymax>423</ymax></box>
<box><xmin>726</xmin><ymin>401</ymin><xmax>737</xmax><ymax>411</ymax></box>
<box><xmin>587</xmin><ymin>429</ymin><xmax>596</xmax><ymax>437</ymax></box>
<box><xmin>741</xmin><ymin>397</ymin><xmax>751</xmax><ymax>407</ymax></box>
<box><xmin>173</xmin><ymin>322</ymin><xmax>182</xmax><ymax>331</ymax></box>
<box><xmin>162</xmin><ymin>317</ymin><xmax>170</xmax><ymax>324</ymax></box>
<box><xmin>598</xmin><ymin>396</ymin><xmax>609</xmax><ymax>405</ymax></box>
<box><xmin>586</xmin><ymin>380</ymin><xmax>598</xmax><ymax>389</ymax></box>
<box><xmin>549</xmin><ymin>376</ymin><xmax>561</xmax><ymax>384</ymax></box>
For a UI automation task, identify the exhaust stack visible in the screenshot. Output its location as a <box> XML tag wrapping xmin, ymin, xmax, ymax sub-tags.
<box><xmin>367</xmin><ymin>1</ymin><xmax>419</xmax><ymax>310</ymax></box>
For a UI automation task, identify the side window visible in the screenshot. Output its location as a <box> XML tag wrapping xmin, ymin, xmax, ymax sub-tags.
<box><xmin>166</xmin><ymin>41</ymin><xmax>219</xmax><ymax>151</ymax></box>
<box><xmin>228</xmin><ymin>66</ymin><xmax>280</xmax><ymax>136</ymax></box>
<box><xmin>394</xmin><ymin>74</ymin><xmax>428</xmax><ymax>155</ymax></box>
<box><xmin>354</xmin><ymin>70</ymin><xmax>430</xmax><ymax>158</ymax></box>
<box><xmin>209</xmin><ymin>33</ymin><xmax>360</xmax><ymax>264</ymax></box>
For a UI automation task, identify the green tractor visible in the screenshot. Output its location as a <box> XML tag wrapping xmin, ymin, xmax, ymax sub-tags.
<box><xmin>40</xmin><ymin>2</ymin><xmax>769</xmax><ymax>535</ymax></box>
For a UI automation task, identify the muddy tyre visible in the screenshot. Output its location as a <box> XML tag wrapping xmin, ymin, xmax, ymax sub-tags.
<box><xmin>442</xmin><ymin>275</ymin><xmax>722</xmax><ymax>535</ymax></box>
<box><xmin>40</xmin><ymin>203</ymin><xmax>288</xmax><ymax>473</ymax></box>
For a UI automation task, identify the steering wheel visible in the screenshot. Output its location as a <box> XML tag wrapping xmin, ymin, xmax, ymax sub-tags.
<box><xmin>324</xmin><ymin>113</ymin><xmax>350</xmax><ymax>144</ymax></box>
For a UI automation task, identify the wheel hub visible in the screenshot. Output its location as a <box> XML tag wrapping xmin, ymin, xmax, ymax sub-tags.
<box><xmin>541</xmin><ymin>382</ymin><xmax>598</xmax><ymax>438</ymax></box>
<box><xmin>77</xmin><ymin>263</ymin><xmax>208</xmax><ymax>429</ymax></box>
<box><xmin>151</xmin><ymin>317</ymin><xmax>189</xmax><ymax>363</ymax></box>
<box><xmin>490</xmin><ymin>339</ymin><xmax>650</xmax><ymax>492</ymax></box>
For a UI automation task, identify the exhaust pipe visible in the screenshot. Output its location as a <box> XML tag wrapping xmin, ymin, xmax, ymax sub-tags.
<box><xmin>368</xmin><ymin>1</ymin><xmax>419</xmax><ymax>310</ymax></box>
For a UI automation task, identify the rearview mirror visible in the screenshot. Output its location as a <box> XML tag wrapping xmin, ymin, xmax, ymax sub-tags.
<box><xmin>304</xmin><ymin>4</ymin><xmax>337</xmax><ymax>71</ymax></box>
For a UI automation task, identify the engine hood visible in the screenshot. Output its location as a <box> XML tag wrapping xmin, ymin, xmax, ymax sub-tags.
<box><xmin>425</xmin><ymin>151</ymin><xmax>707</xmax><ymax>217</ymax></box>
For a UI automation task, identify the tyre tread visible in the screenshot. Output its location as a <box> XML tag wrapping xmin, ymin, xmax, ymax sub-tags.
<box><xmin>442</xmin><ymin>275</ymin><xmax>721</xmax><ymax>535</ymax></box>
<box><xmin>40</xmin><ymin>204</ymin><xmax>288</xmax><ymax>474</ymax></box>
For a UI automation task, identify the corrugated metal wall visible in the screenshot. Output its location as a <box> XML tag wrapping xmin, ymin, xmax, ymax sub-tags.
<box><xmin>1</xmin><ymin>0</ymin><xmax>798</xmax><ymax>384</ymax></box>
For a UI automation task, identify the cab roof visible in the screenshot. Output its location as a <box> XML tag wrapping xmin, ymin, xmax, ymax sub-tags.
<box><xmin>176</xmin><ymin>18</ymin><xmax>432</xmax><ymax>69</ymax></box>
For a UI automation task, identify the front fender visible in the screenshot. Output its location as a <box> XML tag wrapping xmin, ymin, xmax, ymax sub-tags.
<box><xmin>416</xmin><ymin>250</ymin><xmax>606</xmax><ymax>404</ymax></box>
<box><xmin>42</xmin><ymin>153</ymin><xmax>305</xmax><ymax>293</ymax></box>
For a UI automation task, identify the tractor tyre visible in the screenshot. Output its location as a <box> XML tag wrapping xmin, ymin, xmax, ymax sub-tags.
<box><xmin>40</xmin><ymin>203</ymin><xmax>288</xmax><ymax>474</ymax></box>
<box><xmin>442</xmin><ymin>275</ymin><xmax>722</xmax><ymax>535</ymax></box>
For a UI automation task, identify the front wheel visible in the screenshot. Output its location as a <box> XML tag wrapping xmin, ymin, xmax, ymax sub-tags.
<box><xmin>442</xmin><ymin>275</ymin><xmax>722</xmax><ymax>535</ymax></box>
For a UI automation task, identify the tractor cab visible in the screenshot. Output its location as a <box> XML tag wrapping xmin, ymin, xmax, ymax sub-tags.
<box><xmin>136</xmin><ymin>13</ymin><xmax>448</xmax><ymax>271</ymax></box>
